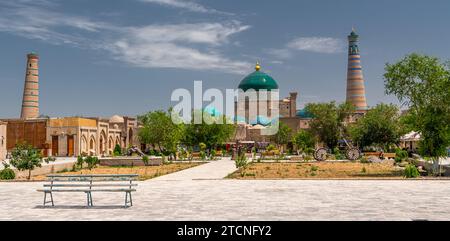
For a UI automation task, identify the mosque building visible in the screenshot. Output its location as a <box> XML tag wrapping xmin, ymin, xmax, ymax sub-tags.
<box><xmin>233</xmin><ymin>28</ymin><xmax>369</xmax><ymax>143</ymax></box>
<box><xmin>233</xmin><ymin>62</ymin><xmax>313</xmax><ymax>143</ymax></box>
<box><xmin>1</xmin><ymin>53</ymin><xmax>140</xmax><ymax>157</ymax></box>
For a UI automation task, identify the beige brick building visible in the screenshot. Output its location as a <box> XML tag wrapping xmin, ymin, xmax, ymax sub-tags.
<box><xmin>1</xmin><ymin>116</ymin><xmax>139</xmax><ymax>157</ymax></box>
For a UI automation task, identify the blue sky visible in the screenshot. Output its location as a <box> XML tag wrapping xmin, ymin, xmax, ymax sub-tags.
<box><xmin>1</xmin><ymin>0</ymin><xmax>450</xmax><ymax>118</ymax></box>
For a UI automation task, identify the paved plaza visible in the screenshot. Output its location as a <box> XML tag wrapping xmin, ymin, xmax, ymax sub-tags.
<box><xmin>1</xmin><ymin>160</ymin><xmax>450</xmax><ymax>221</ymax></box>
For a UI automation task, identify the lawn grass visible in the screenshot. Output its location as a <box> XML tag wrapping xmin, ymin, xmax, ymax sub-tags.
<box><xmin>31</xmin><ymin>162</ymin><xmax>204</xmax><ymax>181</ymax></box>
<box><xmin>227</xmin><ymin>162</ymin><xmax>405</xmax><ymax>179</ymax></box>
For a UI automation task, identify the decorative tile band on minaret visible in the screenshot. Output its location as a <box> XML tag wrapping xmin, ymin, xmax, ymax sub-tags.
<box><xmin>20</xmin><ymin>52</ymin><xmax>40</xmax><ymax>119</ymax></box>
<box><xmin>346</xmin><ymin>29</ymin><xmax>368</xmax><ymax>112</ymax></box>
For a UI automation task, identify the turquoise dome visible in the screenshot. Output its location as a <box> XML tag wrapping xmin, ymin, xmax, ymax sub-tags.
<box><xmin>238</xmin><ymin>63</ymin><xmax>279</xmax><ymax>91</ymax></box>
<box><xmin>296</xmin><ymin>108</ymin><xmax>314</xmax><ymax>119</ymax></box>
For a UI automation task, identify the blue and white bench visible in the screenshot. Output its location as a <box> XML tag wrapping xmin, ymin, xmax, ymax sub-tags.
<box><xmin>37</xmin><ymin>174</ymin><xmax>138</xmax><ymax>207</ymax></box>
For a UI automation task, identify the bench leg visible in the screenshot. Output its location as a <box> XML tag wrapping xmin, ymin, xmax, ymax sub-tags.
<box><xmin>129</xmin><ymin>192</ymin><xmax>133</xmax><ymax>207</ymax></box>
<box><xmin>124</xmin><ymin>192</ymin><xmax>132</xmax><ymax>208</ymax></box>
<box><xmin>43</xmin><ymin>192</ymin><xmax>55</xmax><ymax>207</ymax></box>
<box><xmin>86</xmin><ymin>192</ymin><xmax>93</xmax><ymax>207</ymax></box>
<box><xmin>50</xmin><ymin>192</ymin><xmax>54</xmax><ymax>206</ymax></box>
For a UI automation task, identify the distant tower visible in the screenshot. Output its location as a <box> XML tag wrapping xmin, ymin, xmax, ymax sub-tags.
<box><xmin>20</xmin><ymin>52</ymin><xmax>40</xmax><ymax>119</ymax></box>
<box><xmin>346</xmin><ymin>28</ymin><xmax>368</xmax><ymax>112</ymax></box>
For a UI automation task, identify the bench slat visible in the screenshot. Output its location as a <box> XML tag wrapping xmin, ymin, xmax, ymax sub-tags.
<box><xmin>37</xmin><ymin>189</ymin><xmax>136</xmax><ymax>192</ymax></box>
<box><xmin>43</xmin><ymin>184</ymin><xmax>138</xmax><ymax>187</ymax></box>
<box><xmin>47</xmin><ymin>174</ymin><xmax>138</xmax><ymax>178</ymax></box>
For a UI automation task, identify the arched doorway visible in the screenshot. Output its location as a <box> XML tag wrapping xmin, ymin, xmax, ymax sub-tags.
<box><xmin>128</xmin><ymin>128</ymin><xmax>133</xmax><ymax>147</ymax></box>
<box><xmin>109</xmin><ymin>136</ymin><xmax>114</xmax><ymax>155</ymax></box>
<box><xmin>89</xmin><ymin>136</ymin><xmax>96</xmax><ymax>156</ymax></box>
<box><xmin>99</xmin><ymin>130</ymin><xmax>107</xmax><ymax>155</ymax></box>
<box><xmin>81</xmin><ymin>135</ymin><xmax>88</xmax><ymax>155</ymax></box>
<box><xmin>116</xmin><ymin>136</ymin><xmax>120</xmax><ymax>147</ymax></box>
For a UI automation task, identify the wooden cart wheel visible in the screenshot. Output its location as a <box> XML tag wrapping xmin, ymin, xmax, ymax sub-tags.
<box><xmin>346</xmin><ymin>148</ymin><xmax>361</xmax><ymax>161</ymax></box>
<box><xmin>314</xmin><ymin>148</ymin><xmax>328</xmax><ymax>162</ymax></box>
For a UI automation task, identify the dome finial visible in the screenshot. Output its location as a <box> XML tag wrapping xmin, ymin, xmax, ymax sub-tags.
<box><xmin>255</xmin><ymin>61</ymin><xmax>261</xmax><ymax>71</ymax></box>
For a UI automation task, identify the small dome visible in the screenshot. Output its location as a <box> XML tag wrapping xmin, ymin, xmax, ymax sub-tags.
<box><xmin>238</xmin><ymin>63</ymin><xmax>279</xmax><ymax>91</ymax></box>
<box><xmin>109</xmin><ymin>115</ymin><xmax>124</xmax><ymax>123</ymax></box>
<box><xmin>203</xmin><ymin>106</ymin><xmax>221</xmax><ymax>117</ymax></box>
<box><xmin>249</xmin><ymin>115</ymin><xmax>272</xmax><ymax>126</ymax></box>
<box><xmin>296</xmin><ymin>109</ymin><xmax>314</xmax><ymax>119</ymax></box>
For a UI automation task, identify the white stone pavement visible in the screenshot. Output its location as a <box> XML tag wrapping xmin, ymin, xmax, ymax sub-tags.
<box><xmin>1</xmin><ymin>159</ymin><xmax>450</xmax><ymax>221</ymax></box>
<box><xmin>154</xmin><ymin>158</ymin><xmax>237</xmax><ymax>181</ymax></box>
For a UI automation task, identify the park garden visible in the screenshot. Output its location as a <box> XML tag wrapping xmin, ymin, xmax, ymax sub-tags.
<box><xmin>1</xmin><ymin>53</ymin><xmax>449</xmax><ymax>181</ymax></box>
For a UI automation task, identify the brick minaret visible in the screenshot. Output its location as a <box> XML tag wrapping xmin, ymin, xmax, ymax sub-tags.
<box><xmin>20</xmin><ymin>52</ymin><xmax>40</xmax><ymax>119</ymax></box>
<box><xmin>346</xmin><ymin>28</ymin><xmax>368</xmax><ymax>112</ymax></box>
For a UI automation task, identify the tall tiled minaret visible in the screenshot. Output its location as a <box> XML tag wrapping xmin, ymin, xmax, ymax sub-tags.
<box><xmin>20</xmin><ymin>52</ymin><xmax>40</xmax><ymax>119</ymax></box>
<box><xmin>346</xmin><ymin>28</ymin><xmax>368</xmax><ymax>112</ymax></box>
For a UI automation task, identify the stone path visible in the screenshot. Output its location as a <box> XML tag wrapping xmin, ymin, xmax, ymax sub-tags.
<box><xmin>154</xmin><ymin>158</ymin><xmax>237</xmax><ymax>180</ymax></box>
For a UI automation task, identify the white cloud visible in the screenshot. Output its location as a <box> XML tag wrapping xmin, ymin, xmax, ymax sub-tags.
<box><xmin>287</xmin><ymin>37</ymin><xmax>345</xmax><ymax>54</ymax></box>
<box><xmin>0</xmin><ymin>1</ymin><xmax>251</xmax><ymax>74</ymax></box>
<box><xmin>139</xmin><ymin>0</ymin><xmax>229</xmax><ymax>14</ymax></box>
<box><xmin>0</xmin><ymin>1</ymin><xmax>107</xmax><ymax>46</ymax></box>
<box><xmin>266</xmin><ymin>48</ymin><xmax>293</xmax><ymax>59</ymax></box>
<box><xmin>127</xmin><ymin>22</ymin><xmax>249</xmax><ymax>45</ymax></box>
<box><xmin>109</xmin><ymin>22</ymin><xmax>251</xmax><ymax>74</ymax></box>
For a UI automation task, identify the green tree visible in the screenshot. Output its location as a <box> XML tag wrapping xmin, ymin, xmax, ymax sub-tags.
<box><xmin>292</xmin><ymin>129</ymin><xmax>316</xmax><ymax>154</ymax></box>
<box><xmin>183</xmin><ymin>110</ymin><xmax>236</xmax><ymax>151</ymax></box>
<box><xmin>273</xmin><ymin>122</ymin><xmax>292</xmax><ymax>152</ymax></box>
<box><xmin>349</xmin><ymin>103</ymin><xmax>403</xmax><ymax>150</ymax></box>
<box><xmin>305</xmin><ymin>101</ymin><xmax>355</xmax><ymax>149</ymax></box>
<box><xmin>384</xmin><ymin>53</ymin><xmax>450</xmax><ymax>174</ymax></box>
<box><xmin>138</xmin><ymin>109</ymin><xmax>184</xmax><ymax>160</ymax></box>
<box><xmin>0</xmin><ymin>162</ymin><xmax>16</xmax><ymax>180</ymax></box>
<box><xmin>10</xmin><ymin>143</ymin><xmax>55</xmax><ymax>180</ymax></box>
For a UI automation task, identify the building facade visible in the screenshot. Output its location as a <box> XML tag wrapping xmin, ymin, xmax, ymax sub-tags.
<box><xmin>47</xmin><ymin>116</ymin><xmax>138</xmax><ymax>157</ymax></box>
<box><xmin>233</xmin><ymin>63</ymin><xmax>313</xmax><ymax>142</ymax></box>
<box><xmin>1</xmin><ymin>116</ymin><xmax>138</xmax><ymax>157</ymax></box>
<box><xmin>1</xmin><ymin>52</ymin><xmax>141</xmax><ymax>157</ymax></box>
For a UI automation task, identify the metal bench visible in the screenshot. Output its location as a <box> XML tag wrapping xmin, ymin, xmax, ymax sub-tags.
<box><xmin>37</xmin><ymin>174</ymin><xmax>138</xmax><ymax>208</ymax></box>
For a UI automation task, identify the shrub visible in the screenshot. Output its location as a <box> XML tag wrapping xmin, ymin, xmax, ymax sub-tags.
<box><xmin>361</xmin><ymin>167</ymin><xmax>367</xmax><ymax>173</ymax></box>
<box><xmin>210</xmin><ymin>150</ymin><xmax>216</xmax><ymax>160</ymax></box>
<box><xmin>395</xmin><ymin>149</ymin><xmax>408</xmax><ymax>163</ymax></box>
<box><xmin>58</xmin><ymin>168</ymin><xmax>69</xmax><ymax>173</ymax></box>
<box><xmin>113</xmin><ymin>144</ymin><xmax>122</xmax><ymax>156</ymax></box>
<box><xmin>303</xmin><ymin>155</ymin><xmax>313</xmax><ymax>161</ymax></box>
<box><xmin>200</xmin><ymin>151</ymin><xmax>207</xmax><ymax>160</ymax></box>
<box><xmin>199</xmin><ymin>143</ymin><xmax>207</xmax><ymax>151</ymax></box>
<box><xmin>404</xmin><ymin>164</ymin><xmax>420</xmax><ymax>178</ymax></box>
<box><xmin>235</xmin><ymin>153</ymin><xmax>248</xmax><ymax>177</ymax></box>
<box><xmin>360</xmin><ymin>157</ymin><xmax>370</xmax><ymax>163</ymax></box>
<box><xmin>142</xmin><ymin>155</ymin><xmax>149</xmax><ymax>166</ymax></box>
<box><xmin>310</xmin><ymin>165</ymin><xmax>319</xmax><ymax>172</ymax></box>
<box><xmin>0</xmin><ymin>167</ymin><xmax>15</xmax><ymax>180</ymax></box>
<box><xmin>267</xmin><ymin>144</ymin><xmax>276</xmax><ymax>152</ymax></box>
<box><xmin>83</xmin><ymin>156</ymin><xmax>99</xmax><ymax>170</ymax></box>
